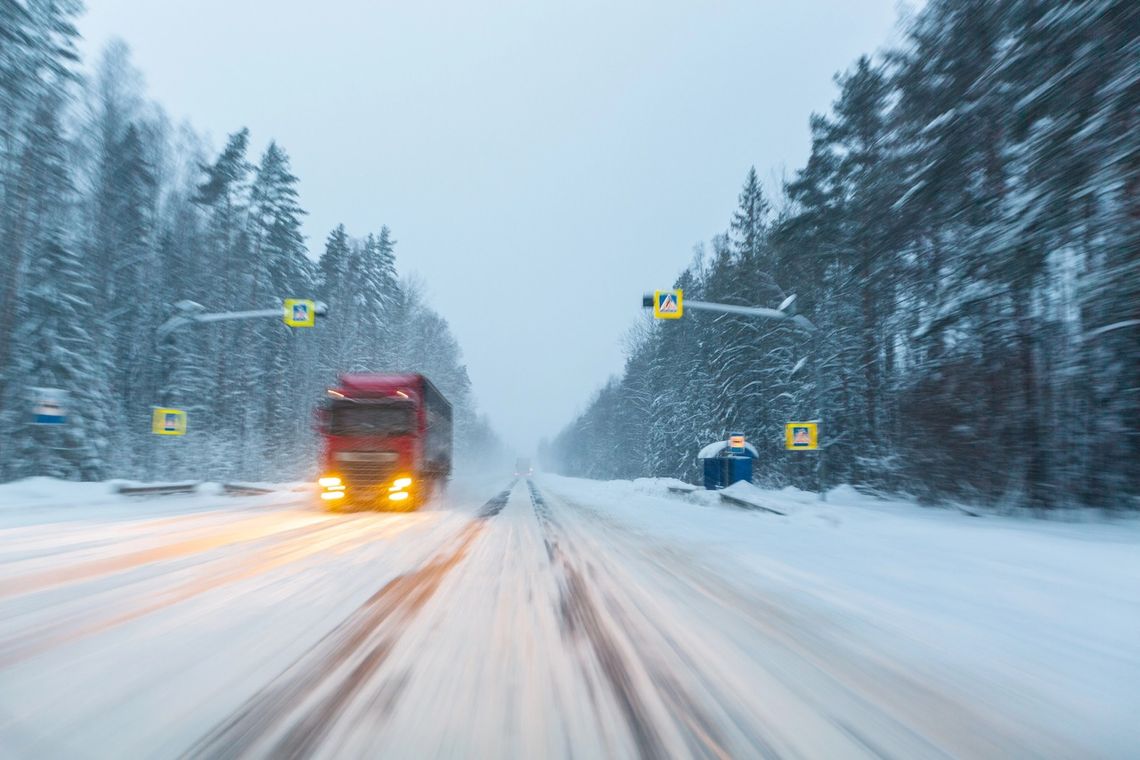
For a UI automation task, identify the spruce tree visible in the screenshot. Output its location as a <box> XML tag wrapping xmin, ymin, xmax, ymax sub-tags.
<box><xmin>9</xmin><ymin>101</ymin><xmax>110</xmax><ymax>480</ymax></box>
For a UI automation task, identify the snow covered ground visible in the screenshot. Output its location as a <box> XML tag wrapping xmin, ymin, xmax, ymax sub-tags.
<box><xmin>543</xmin><ymin>476</ymin><xmax>1140</xmax><ymax>757</ymax></box>
<box><xmin>0</xmin><ymin>475</ymin><xmax>1136</xmax><ymax>758</ymax></box>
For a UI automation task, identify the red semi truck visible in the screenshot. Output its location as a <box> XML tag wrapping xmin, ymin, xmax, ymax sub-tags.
<box><xmin>315</xmin><ymin>373</ymin><xmax>452</xmax><ymax>509</ymax></box>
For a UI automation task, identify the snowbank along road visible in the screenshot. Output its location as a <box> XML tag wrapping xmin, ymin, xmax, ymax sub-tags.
<box><xmin>0</xmin><ymin>475</ymin><xmax>1137</xmax><ymax>758</ymax></box>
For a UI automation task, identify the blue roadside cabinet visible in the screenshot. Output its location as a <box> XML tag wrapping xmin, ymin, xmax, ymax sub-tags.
<box><xmin>698</xmin><ymin>437</ymin><xmax>759</xmax><ymax>490</ymax></box>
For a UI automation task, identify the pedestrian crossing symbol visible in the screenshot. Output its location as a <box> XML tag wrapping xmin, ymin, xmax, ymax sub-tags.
<box><xmin>785</xmin><ymin>421</ymin><xmax>818</xmax><ymax>451</ymax></box>
<box><xmin>653</xmin><ymin>289</ymin><xmax>683</xmax><ymax>319</ymax></box>
<box><xmin>283</xmin><ymin>298</ymin><xmax>316</xmax><ymax>327</ymax></box>
<box><xmin>152</xmin><ymin>407</ymin><xmax>187</xmax><ymax>436</ymax></box>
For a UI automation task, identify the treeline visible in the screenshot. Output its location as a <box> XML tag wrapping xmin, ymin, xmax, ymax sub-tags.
<box><xmin>0</xmin><ymin>10</ymin><xmax>504</xmax><ymax>482</ymax></box>
<box><xmin>544</xmin><ymin>0</ymin><xmax>1138</xmax><ymax>509</ymax></box>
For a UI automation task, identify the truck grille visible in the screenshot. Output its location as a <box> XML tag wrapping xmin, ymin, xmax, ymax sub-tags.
<box><xmin>342</xmin><ymin>462</ymin><xmax>396</xmax><ymax>484</ymax></box>
<box><xmin>335</xmin><ymin>451</ymin><xmax>398</xmax><ymax>485</ymax></box>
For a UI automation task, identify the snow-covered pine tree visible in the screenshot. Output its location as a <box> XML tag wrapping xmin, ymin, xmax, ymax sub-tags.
<box><xmin>0</xmin><ymin>0</ymin><xmax>83</xmax><ymax>474</ymax></box>
<box><xmin>338</xmin><ymin>225</ymin><xmax>401</xmax><ymax>371</ymax></box>
<box><xmin>192</xmin><ymin>128</ymin><xmax>252</xmax><ymax>476</ymax></box>
<box><xmin>102</xmin><ymin>122</ymin><xmax>159</xmax><ymax>473</ymax></box>
<box><xmin>317</xmin><ymin>223</ymin><xmax>353</xmax><ymax>382</ymax></box>
<box><xmin>246</xmin><ymin>141</ymin><xmax>310</xmax><ymax>477</ymax></box>
<box><xmin>9</xmin><ymin>99</ymin><xmax>110</xmax><ymax>480</ymax></box>
<box><xmin>369</xmin><ymin>225</ymin><xmax>401</xmax><ymax>365</ymax></box>
<box><xmin>554</xmin><ymin>0</ymin><xmax>1138</xmax><ymax>509</ymax></box>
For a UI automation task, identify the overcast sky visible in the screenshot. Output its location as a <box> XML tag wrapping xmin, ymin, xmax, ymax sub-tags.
<box><xmin>76</xmin><ymin>0</ymin><xmax>906</xmax><ymax>453</ymax></box>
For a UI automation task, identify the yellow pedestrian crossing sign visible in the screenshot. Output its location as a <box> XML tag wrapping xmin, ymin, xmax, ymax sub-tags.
<box><xmin>653</xmin><ymin>289</ymin><xmax>683</xmax><ymax>319</ymax></box>
<box><xmin>152</xmin><ymin>407</ymin><xmax>187</xmax><ymax>436</ymax></box>
<box><xmin>785</xmin><ymin>422</ymin><xmax>818</xmax><ymax>450</ymax></box>
<box><xmin>283</xmin><ymin>299</ymin><xmax>316</xmax><ymax>327</ymax></box>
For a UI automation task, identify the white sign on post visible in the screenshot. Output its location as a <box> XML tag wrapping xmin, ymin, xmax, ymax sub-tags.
<box><xmin>32</xmin><ymin>388</ymin><xmax>68</xmax><ymax>426</ymax></box>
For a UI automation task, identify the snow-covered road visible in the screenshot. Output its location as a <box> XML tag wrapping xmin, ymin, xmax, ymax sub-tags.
<box><xmin>0</xmin><ymin>475</ymin><xmax>1137</xmax><ymax>758</ymax></box>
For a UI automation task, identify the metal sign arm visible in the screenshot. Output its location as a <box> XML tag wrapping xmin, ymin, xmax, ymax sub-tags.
<box><xmin>641</xmin><ymin>293</ymin><xmax>816</xmax><ymax>332</ymax></box>
<box><xmin>193</xmin><ymin>308</ymin><xmax>284</xmax><ymax>323</ymax></box>
<box><xmin>157</xmin><ymin>301</ymin><xmax>328</xmax><ymax>341</ymax></box>
<box><xmin>684</xmin><ymin>300</ymin><xmax>818</xmax><ymax>334</ymax></box>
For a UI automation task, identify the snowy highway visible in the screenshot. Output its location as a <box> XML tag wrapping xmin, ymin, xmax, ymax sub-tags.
<box><xmin>0</xmin><ymin>476</ymin><xmax>1137</xmax><ymax>759</ymax></box>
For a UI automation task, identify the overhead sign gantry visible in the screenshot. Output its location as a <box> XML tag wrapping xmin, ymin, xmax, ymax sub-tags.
<box><xmin>642</xmin><ymin>289</ymin><xmax>828</xmax><ymax>500</ymax></box>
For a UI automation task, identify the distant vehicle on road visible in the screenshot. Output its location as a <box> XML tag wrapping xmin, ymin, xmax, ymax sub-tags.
<box><xmin>315</xmin><ymin>373</ymin><xmax>452</xmax><ymax>510</ymax></box>
<box><xmin>515</xmin><ymin>457</ymin><xmax>533</xmax><ymax>477</ymax></box>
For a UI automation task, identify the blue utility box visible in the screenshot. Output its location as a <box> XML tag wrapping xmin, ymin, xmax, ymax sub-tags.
<box><xmin>698</xmin><ymin>437</ymin><xmax>759</xmax><ymax>490</ymax></box>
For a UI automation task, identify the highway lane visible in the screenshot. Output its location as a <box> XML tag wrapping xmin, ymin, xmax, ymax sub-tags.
<box><xmin>0</xmin><ymin>486</ymin><xmax>486</xmax><ymax>757</ymax></box>
<box><xmin>0</xmin><ymin>477</ymin><xmax>1128</xmax><ymax>758</ymax></box>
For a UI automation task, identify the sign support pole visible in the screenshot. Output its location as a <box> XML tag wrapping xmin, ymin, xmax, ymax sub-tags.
<box><xmin>816</xmin><ymin>355</ymin><xmax>826</xmax><ymax>502</ymax></box>
<box><xmin>152</xmin><ymin>299</ymin><xmax>329</xmax><ymax>480</ymax></box>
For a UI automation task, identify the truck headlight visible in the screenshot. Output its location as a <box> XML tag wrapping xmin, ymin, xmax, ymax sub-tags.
<box><xmin>388</xmin><ymin>491</ymin><xmax>409</xmax><ymax>502</ymax></box>
<box><xmin>321</xmin><ymin>491</ymin><xmax>345</xmax><ymax>501</ymax></box>
<box><xmin>319</xmin><ymin>476</ymin><xmax>341</xmax><ymax>487</ymax></box>
<box><xmin>393</xmin><ymin>476</ymin><xmax>413</xmax><ymax>490</ymax></box>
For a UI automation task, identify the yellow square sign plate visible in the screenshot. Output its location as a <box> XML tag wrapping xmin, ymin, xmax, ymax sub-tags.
<box><xmin>653</xmin><ymin>289</ymin><xmax>683</xmax><ymax>319</ymax></box>
<box><xmin>785</xmin><ymin>422</ymin><xmax>818</xmax><ymax>450</ymax></box>
<box><xmin>284</xmin><ymin>299</ymin><xmax>316</xmax><ymax>327</ymax></box>
<box><xmin>152</xmin><ymin>408</ymin><xmax>187</xmax><ymax>436</ymax></box>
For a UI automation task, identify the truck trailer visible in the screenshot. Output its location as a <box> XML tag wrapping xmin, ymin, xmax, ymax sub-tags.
<box><xmin>316</xmin><ymin>373</ymin><xmax>452</xmax><ymax>510</ymax></box>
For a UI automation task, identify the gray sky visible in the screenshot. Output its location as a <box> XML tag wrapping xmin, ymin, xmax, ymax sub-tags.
<box><xmin>77</xmin><ymin>0</ymin><xmax>905</xmax><ymax>453</ymax></box>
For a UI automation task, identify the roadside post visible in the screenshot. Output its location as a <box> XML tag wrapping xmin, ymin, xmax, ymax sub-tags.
<box><xmin>28</xmin><ymin>387</ymin><xmax>71</xmax><ymax>462</ymax></box>
<box><xmin>785</xmin><ymin>418</ymin><xmax>821</xmax><ymax>490</ymax></box>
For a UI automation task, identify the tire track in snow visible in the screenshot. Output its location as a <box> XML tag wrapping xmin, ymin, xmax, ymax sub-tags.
<box><xmin>544</xmin><ymin>489</ymin><xmax>947</xmax><ymax>758</ymax></box>
<box><xmin>527</xmin><ymin>481</ymin><xmax>761</xmax><ymax>760</ymax></box>
<box><xmin>542</xmin><ymin>485</ymin><xmax>1087</xmax><ymax>759</ymax></box>
<box><xmin>185</xmin><ymin>486</ymin><xmax>514</xmax><ymax>760</ymax></box>
<box><xmin>0</xmin><ymin>494</ymin><xmax>312</xmax><ymax>566</ymax></box>
<box><xmin>0</xmin><ymin>514</ymin><xmax>425</xmax><ymax>667</ymax></box>
<box><xmin>0</xmin><ymin>503</ymin><xmax>324</xmax><ymax>600</ymax></box>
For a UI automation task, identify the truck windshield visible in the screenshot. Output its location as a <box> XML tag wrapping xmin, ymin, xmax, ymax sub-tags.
<box><xmin>329</xmin><ymin>404</ymin><xmax>414</xmax><ymax>436</ymax></box>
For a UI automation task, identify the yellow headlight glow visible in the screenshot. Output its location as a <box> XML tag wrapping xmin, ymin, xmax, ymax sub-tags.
<box><xmin>388</xmin><ymin>491</ymin><xmax>409</xmax><ymax>502</ymax></box>
<box><xmin>393</xmin><ymin>477</ymin><xmax>413</xmax><ymax>490</ymax></box>
<box><xmin>319</xmin><ymin>476</ymin><xmax>341</xmax><ymax>487</ymax></box>
<box><xmin>320</xmin><ymin>491</ymin><xmax>345</xmax><ymax>501</ymax></box>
